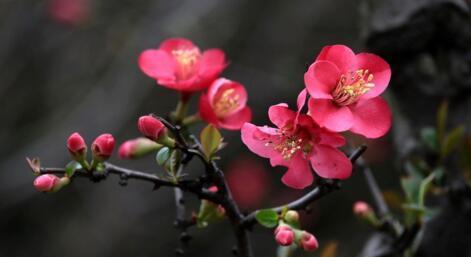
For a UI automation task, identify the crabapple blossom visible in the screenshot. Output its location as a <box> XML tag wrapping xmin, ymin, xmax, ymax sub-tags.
<box><xmin>304</xmin><ymin>45</ymin><xmax>392</xmax><ymax>138</ymax></box>
<box><xmin>118</xmin><ymin>138</ymin><xmax>161</xmax><ymax>159</ymax></box>
<box><xmin>299</xmin><ymin>231</ymin><xmax>319</xmax><ymax>251</ymax></box>
<box><xmin>33</xmin><ymin>174</ymin><xmax>60</xmax><ymax>192</ymax></box>
<box><xmin>199</xmin><ymin>78</ymin><xmax>252</xmax><ymax>130</ymax></box>
<box><xmin>138</xmin><ymin>38</ymin><xmax>227</xmax><ymax>92</ymax></box>
<box><xmin>137</xmin><ymin>115</ymin><xmax>166</xmax><ymax>141</ymax></box>
<box><xmin>241</xmin><ymin>103</ymin><xmax>352</xmax><ymax>189</ymax></box>
<box><xmin>274</xmin><ymin>225</ymin><xmax>295</xmax><ymax>246</ymax></box>
<box><xmin>91</xmin><ymin>134</ymin><xmax>115</xmax><ymax>161</ymax></box>
<box><xmin>67</xmin><ymin>132</ymin><xmax>86</xmax><ymax>160</ymax></box>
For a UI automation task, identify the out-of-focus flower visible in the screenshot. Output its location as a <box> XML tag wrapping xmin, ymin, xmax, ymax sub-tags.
<box><xmin>67</xmin><ymin>132</ymin><xmax>87</xmax><ymax>160</ymax></box>
<box><xmin>91</xmin><ymin>134</ymin><xmax>115</xmax><ymax>161</ymax></box>
<box><xmin>33</xmin><ymin>174</ymin><xmax>60</xmax><ymax>192</ymax></box>
<box><xmin>199</xmin><ymin>78</ymin><xmax>252</xmax><ymax>130</ymax></box>
<box><xmin>241</xmin><ymin>103</ymin><xmax>352</xmax><ymax>189</ymax></box>
<box><xmin>48</xmin><ymin>0</ymin><xmax>91</xmax><ymax>26</ymax></box>
<box><xmin>353</xmin><ymin>201</ymin><xmax>372</xmax><ymax>216</ymax></box>
<box><xmin>299</xmin><ymin>231</ymin><xmax>319</xmax><ymax>251</ymax></box>
<box><xmin>226</xmin><ymin>157</ymin><xmax>269</xmax><ymax>209</ymax></box>
<box><xmin>274</xmin><ymin>225</ymin><xmax>295</xmax><ymax>246</ymax></box>
<box><xmin>118</xmin><ymin>138</ymin><xmax>162</xmax><ymax>159</ymax></box>
<box><xmin>284</xmin><ymin>210</ymin><xmax>300</xmax><ymax>224</ymax></box>
<box><xmin>305</xmin><ymin>45</ymin><xmax>391</xmax><ymax>138</ymax></box>
<box><xmin>138</xmin><ymin>38</ymin><xmax>227</xmax><ymax>92</ymax></box>
<box><xmin>137</xmin><ymin>115</ymin><xmax>166</xmax><ymax>141</ymax></box>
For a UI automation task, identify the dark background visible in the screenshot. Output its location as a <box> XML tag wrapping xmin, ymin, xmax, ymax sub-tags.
<box><xmin>0</xmin><ymin>0</ymin><xmax>470</xmax><ymax>256</ymax></box>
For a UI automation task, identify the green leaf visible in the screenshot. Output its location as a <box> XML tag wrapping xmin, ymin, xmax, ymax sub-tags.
<box><xmin>65</xmin><ymin>161</ymin><xmax>81</xmax><ymax>177</ymax></box>
<box><xmin>156</xmin><ymin>147</ymin><xmax>171</xmax><ymax>166</ymax></box>
<box><xmin>436</xmin><ymin>100</ymin><xmax>448</xmax><ymax>144</ymax></box>
<box><xmin>196</xmin><ymin>200</ymin><xmax>224</xmax><ymax>228</ymax></box>
<box><xmin>420</xmin><ymin>127</ymin><xmax>439</xmax><ymax>152</ymax></box>
<box><xmin>418</xmin><ymin>172</ymin><xmax>436</xmax><ymax>207</ymax></box>
<box><xmin>401</xmin><ymin>176</ymin><xmax>421</xmax><ymax>204</ymax></box>
<box><xmin>255</xmin><ymin>209</ymin><xmax>279</xmax><ymax>228</ymax></box>
<box><xmin>200</xmin><ymin>125</ymin><xmax>222</xmax><ymax>159</ymax></box>
<box><xmin>405</xmin><ymin>161</ymin><xmax>425</xmax><ymax>180</ymax></box>
<box><xmin>441</xmin><ymin>125</ymin><xmax>465</xmax><ymax>157</ymax></box>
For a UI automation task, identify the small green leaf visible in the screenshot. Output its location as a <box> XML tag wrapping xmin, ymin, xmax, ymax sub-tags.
<box><xmin>420</xmin><ymin>127</ymin><xmax>439</xmax><ymax>152</ymax></box>
<box><xmin>65</xmin><ymin>161</ymin><xmax>81</xmax><ymax>177</ymax></box>
<box><xmin>405</xmin><ymin>161</ymin><xmax>425</xmax><ymax>180</ymax></box>
<box><xmin>418</xmin><ymin>172</ymin><xmax>436</xmax><ymax>207</ymax></box>
<box><xmin>156</xmin><ymin>147</ymin><xmax>171</xmax><ymax>166</ymax></box>
<box><xmin>200</xmin><ymin>124</ymin><xmax>222</xmax><ymax>159</ymax></box>
<box><xmin>255</xmin><ymin>209</ymin><xmax>279</xmax><ymax>228</ymax></box>
<box><xmin>401</xmin><ymin>176</ymin><xmax>421</xmax><ymax>204</ymax></box>
<box><xmin>436</xmin><ymin>100</ymin><xmax>448</xmax><ymax>144</ymax></box>
<box><xmin>441</xmin><ymin>125</ymin><xmax>465</xmax><ymax>157</ymax></box>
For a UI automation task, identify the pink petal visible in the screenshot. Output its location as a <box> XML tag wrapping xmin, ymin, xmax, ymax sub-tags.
<box><xmin>308</xmin><ymin>98</ymin><xmax>353</xmax><ymax>132</ymax></box>
<box><xmin>138</xmin><ymin>49</ymin><xmax>176</xmax><ymax>80</ymax></box>
<box><xmin>241</xmin><ymin>123</ymin><xmax>278</xmax><ymax>158</ymax></box>
<box><xmin>304</xmin><ymin>61</ymin><xmax>339</xmax><ymax>99</ymax></box>
<box><xmin>350</xmin><ymin>97</ymin><xmax>392</xmax><ymax>138</ymax></box>
<box><xmin>199</xmin><ymin>49</ymin><xmax>227</xmax><ymax>77</ymax></box>
<box><xmin>356</xmin><ymin>53</ymin><xmax>391</xmax><ymax>100</ymax></box>
<box><xmin>219</xmin><ymin>107</ymin><xmax>252</xmax><ymax>130</ymax></box>
<box><xmin>198</xmin><ymin>93</ymin><xmax>219</xmax><ymax>125</ymax></box>
<box><xmin>296</xmin><ymin>89</ymin><xmax>308</xmax><ymax>122</ymax></box>
<box><xmin>159</xmin><ymin>38</ymin><xmax>198</xmax><ymax>53</ymax></box>
<box><xmin>318</xmin><ymin>129</ymin><xmax>346</xmax><ymax>147</ymax></box>
<box><xmin>310</xmin><ymin>144</ymin><xmax>352</xmax><ymax>179</ymax></box>
<box><xmin>208</xmin><ymin>78</ymin><xmax>248</xmax><ymax>116</ymax></box>
<box><xmin>315</xmin><ymin>45</ymin><xmax>357</xmax><ymax>73</ymax></box>
<box><xmin>281</xmin><ymin>152</ymin><xmax>313</xmax><ymax>189</ymax></box>
<box><xmin>268</xmin><ymin>103</ymin><xmax>296</xmax><ymax>129</ymax></box>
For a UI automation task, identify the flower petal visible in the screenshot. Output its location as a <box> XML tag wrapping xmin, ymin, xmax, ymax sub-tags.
<box><xmin>310</xmin><ymin>144</ymin><xmax>352</xmax><ymax>179</ymax></box>
<box><xmin>304</xmin><ymin>61</ymin><xmax>339</xmax><ymax>99</ymax></box>
<box><xmin>241</xmin><ymin>123</ymin><xmax>278</xmax><ymax>159</ymax></box>
<box><xmin>159</xmin><ymin>38</ymin><xmax>197</xmax><ymax>53</ymax></box>
<box><xmin>308</xmin><ymin>98</ymin><xmax>353</xmax><ymax>132</ymax></box>
<box><xmin>219</xmin><ymin>107</ymin><xmax>252</xmax><ymax>130</ymax></box>
<box><xmin>199</xmin><ymin>49</ymin><xmax>227</xmax><ymax>77</ymax></box>
<box><xmin>318</xmin><ymin>129</ymin><xmax>346</xmax><ymax>147</ymax></box>
<box><xmin>350</xmin><ymin>97</ymin><xmax>392</xmax><ymax>138</ymax></box>
<box><xmin>281</xmin><ymin>152</ymin><xmax>313</xmax><ymax>189</ymax></box>
<box><xmin>268</xmin><ymin>103</ymin><xmax>296</xmax><ymax>129</ymax></box>
<box><xmin>356</xmin><ymin>53</ymin><xmax>391</xmax><ymax>99</ymax></box>
<box><xmin>138</xmin><ymin>49</ymin><xmax>176</xmax><ymax>80</ymax></box>
<box><xmin>199</xmin><ymin>92</ymin><xmax>219</xmax><ymax>125</ymax></box>
<box><xmin>208</xmin><ymin>78</ymin><xmax>248</xmax><ymax>116</ymax></box>
<box><xmin>315</xmin><ymin>45</ymin><xmax>357</xmax><ymax>73</ymax></box>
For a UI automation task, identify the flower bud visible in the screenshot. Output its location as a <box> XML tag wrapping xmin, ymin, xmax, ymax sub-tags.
<box><xmin>299</xmin><ymin>231</ymin><xmax>319</xmax><ymax>251</ymax></box>
<box><xmin>274</xmin><ymin>225</ymin><xmax>294</xmax><ymax>246</ymax></box>
<box><xmin>91</xmin><ymin>133</ymin><xmax>115</xmax><ymax>161</ymax></box>
<box><xmin>67</xmin><ymin>132</ymin><xmax>87</xmax><ymax>161</ymax></box>
<box><xmin>138</xmin><ymin>115</ymin><xmax>166</xmax><ymax>141</ymax></box>
<box><xmin>284</xmin><ymin>210</ymin><xmax>300</xmax><ymax>224</ymax></box>
<box><xmin>118</xmin><ymin>138</ymin><xmax>162</xmax><ymax>159</ymax></box>
<box><xmin>353</xmin><ymin>201</ymin><xmax>372</xmax><ymax>217</ymax></box>
<box><xmin>34</xmin><ymin>174</ymin><xmax>60</xmax><ymax>192</ymax></box>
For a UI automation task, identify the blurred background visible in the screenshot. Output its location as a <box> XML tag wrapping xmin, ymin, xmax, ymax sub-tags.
<box><xmin>0</xmin><ymin>0</ymin><xmax>470</xmax><ymax>256</ymax></box>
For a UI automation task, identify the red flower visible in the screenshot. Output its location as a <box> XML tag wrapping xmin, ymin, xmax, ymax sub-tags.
<box><xmin>304</xmin><ymin>45</ymin><xmax>392</xmax><ymax>138</ymax></box>
<box><xmin>67</xmin><ymin>132</ymin><xmax>86</xmax><ymax>157</ymax></box>
<box><xmin>34</xmin><ymin>174</ymin><xmax>60</xmax><ymax>192</ymax></box>
<box><xmin>199</xmin><ymin>78</ymin><xmax>252</xmax><ymax>130</ymax></box>
<box><xmin>48</xmin><ymin>0</ymin><xmax>90</xmax><ymax>26</ymax></box>
<box><xmin>92</xmin><ymin>134</ymin><xmax>115</xmax><ymax>160</ymax></box>
<box><xmin>138</xmin><ymin>38</ymin><xmax>227</xmax><ymax>92</ymax></box>
<box><xmin>241</xmin><ymin>103</ymin><xmax>352</xmax><ymax>189</ymax></box>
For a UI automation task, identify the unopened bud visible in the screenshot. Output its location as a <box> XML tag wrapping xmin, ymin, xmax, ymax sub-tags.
<box><xmin>67</xmin><ymin>132</ymin><xmax>87</xmax><ymax>161</ymax></box>
<box><xmin>118</xmin><ymin>138</ymin><xmax>162</xmax><ymax>159</ymax></box>
<box><xmin>353</xmin><ymin>201</ymin><xmax>379</xmax><ymax>226</ymax></box>
<box><xmin>34</xmin><ymin>174</ymin><xmax>60</xmax><ymax>192</ymax></box>
<box><xmin>274</xmin><ymin>225</ymin><xmax>294</xmax><ymax>246</ymax></box>
<box><xmin>299</xmin><ymin>231</ymin><xmax>319</xmax><ymax>251</ymax></box>
<box><xmin>284</xmin><ymin>210</ymin><xmax>300</xmax><ymax>224</ymax></box>
<box><xmin>92</xmin><ymin>133</ymin><xmax>115</xmax><ymax>161</ymax></box>
<box><xmin>138</xmin><ymin>116</ymin><xmax>166</xmax><ymax>141</ymax></box>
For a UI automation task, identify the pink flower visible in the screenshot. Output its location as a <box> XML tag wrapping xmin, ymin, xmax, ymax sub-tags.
<box><xmin>274</xmin><ymin>226</ymin><xmax>295</xmax><ymax>246</ymax></box>
<box><xmin>199</xmin><ymin>78</ymin><xmax>252</xmax><ymax>130</ymax></box>
<box><xmin>226</xmin><ymin>157</ymin><xmax>269</xmax><ymax>209</ymax></box>
<box><xmin>48</xmin><ymin>0</ymin><xmax>90</xmax><ymax>26</ymax></box>
<box><xmin>138</xmin><ymin>115</ymin><xmax>166</xmax><ymax>141</ymax></box>
<box><xmin>241</xmin><ymin>103</ymin><xmax>352</xmax><ymax>189</ymax></box>
<box><xmin>67</xmin><ymin>132</ymin><xmax>86</xmax><ymax>157</ymax></box>
<box><xmin>118</xmin><ymin>138</ymin><xmax>160</xmax><ymax>159</ymax></box>
<box><xmin>299</xmin><ymin>232</ymin><xmax>319</xmax><ymax>251</ymax></box>
<box><xmin>304</xmin><ymin>45</ymin><xmax>392</xmax><ymax>138</ymax></box>
<box><xmin>91</xmin><ymin>134</ymin><xmax>115</xmax><ymax>160</ymax></box>
<box><xmin>353</xmin><ymin>201</ymin><xmax>372</xmax><ymax>216</ymax></box>
<box><xmin>138</xmin><ymin>38</ymin><xmax>227</xmax><ymax>92</ymax></box>
<box><xmin>34</xmin><ymin>174</ymin><xmax>60</xmax><ymax>192</ymax></box>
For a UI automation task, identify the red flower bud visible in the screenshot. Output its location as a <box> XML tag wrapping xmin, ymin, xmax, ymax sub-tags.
<box><xmin>92</xmin><ymin>133</ymin><xmax>115</xmax><ymax>161</ymax></box>
<box><xmin>67</xmin><ymin>132</ymin><xmax>87</xmax><ymax>159</ymax></box>
<box><xmin>274</xmin><ymin>225</ymin><xmax>294</xmax><ymax>246</ymax></box>
<box><xmin>118</xmin><ymin>138</ymin><xmax>161</xmax><ymax>159</ymax></box>
<box><xmin>138</xmin><ymin>115</ymin><xmax>166</xmax><ymax>141</ymax></box>
<box><xmin>34</xmin><ymin>174</ymin><xmax>60</xmax><ymax>192</ymax></box>
<box><xmin>299</xmin><ymin>232</ymin><xmax>318</xmax><ymax>251</ymax></box>
<box><xmin>353</xmin><ymin>201</ymin><xmax>372</xmax><ymax>217</ymax></box>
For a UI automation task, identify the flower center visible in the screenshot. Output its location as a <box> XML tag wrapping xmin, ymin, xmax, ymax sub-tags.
<box><xmin>214</xmin><ymin>88</ymin><xmax>240</xmax><ymax>117</ymax></box>
<box><xmin>264</xmin><ymin>129</ymin><xmax>310</xmax><ymax>160</ymax></box>
<box><xmin>332</xmin><ymin>69</ymin><xmax>374</xmax><ymax>106</ymax></box>
<box><xmin>172</xmin><ymin>48</ymin><xmax>201</xmax><ymax>80</ymax></box>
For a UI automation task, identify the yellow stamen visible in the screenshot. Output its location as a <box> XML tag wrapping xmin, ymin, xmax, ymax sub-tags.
<box><xmin>332</xmin><ymin>69</ymin><xmax>374</xmax><ymax>106</ymax></box>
